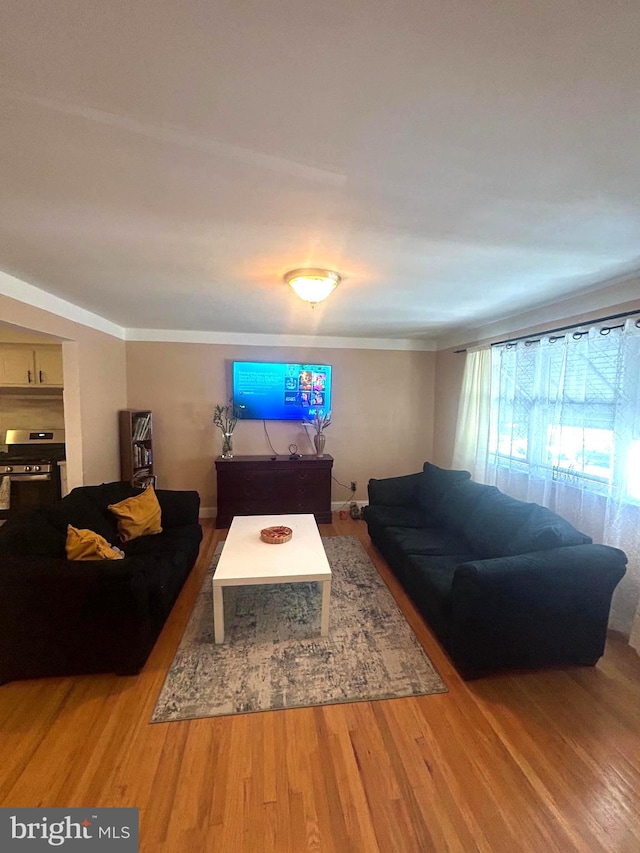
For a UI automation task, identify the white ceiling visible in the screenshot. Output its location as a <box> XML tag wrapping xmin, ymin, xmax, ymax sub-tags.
<box><xmin>1</xmin><ymin>0</ymin><xmax>639</xmax><ymax>345</ymax></box>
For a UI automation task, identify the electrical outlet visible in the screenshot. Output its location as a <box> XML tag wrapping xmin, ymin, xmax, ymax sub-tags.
<box><xmin>350</xmin><ymin>480</ymin><xmax>357</xmax><ymax>492</ymax></box>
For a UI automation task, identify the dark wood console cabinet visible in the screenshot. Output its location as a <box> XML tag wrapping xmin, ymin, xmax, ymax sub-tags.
<box><xmin>215</xmin><ymin>454</ymin><xmax>334</xmax><ymax>528</ymax></box>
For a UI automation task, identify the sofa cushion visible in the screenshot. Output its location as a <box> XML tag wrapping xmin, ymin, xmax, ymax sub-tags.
<box><xmin>502</xmin><ymin>504</ymin><xmax>592</xmax><ymax>555</ymax></box>
<box><xmin>108</xmin><ymin>486</ymin><xmax>163</xmax><ymax>543</ymax></box>
<box><xmin>434</xmin><ymin>479</ymin><xmax>500</xmax><ymax>535</ymax></box>
<box><xmin>404</xmin><ymin>553</ymin><xmax>460</xmax><ymax>602</ymax></box>
<box><xmin>368</xmin><ymin>472</ymin><xmax>424</xmax><ymax>507</ymax></box>
<box><xmin>382</xmin><ymin>526</ymin><xmax>472</xmax><ymax>558</ymax></box>
<box><xmin>462</xmin><ymin>490</ymin><xmax>540</xmax><ymax>558</ymax></box>
<box><xmin>80</xmin><ymin>481</ymin><xmax>140</xmax><ymax>508</ymax></box>
<box><xmin>0</xmin><ymin>511</ymin><xmax>66</xmax><ymax>557</ymax></box>
<box><xmin>65</xmin><ymin>526</ymin><xmax>124</xmax><ymax>561</ymax></box>
<box><xmin>362</xmin><ymin>505</ymin><xmax>430</xmax><ymax>529</ymax></box>
<box><xmin>155</xmin><ymin>489</ymin><xmax>201</xmax><ymax>528</ymax></box>
<box><xmin>47</xmin><ymin>491</ymin><xmax>116</xmax><ymax>542</ymax></box>
<box><xmin>419</xmin><ymin>463</ymin><xmax>471</xmax><ymax>513</ymax></box>
<box><xmin>122</xmin><ymin>524</ymin><xmax>202</xmax><ymax>561</ymax></box>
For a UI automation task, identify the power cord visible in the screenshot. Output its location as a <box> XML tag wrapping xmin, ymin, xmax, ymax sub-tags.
<box><xmin>262</xmin><ymin>420</ymin><xmax>328</xmax><ymax>458</ymax></box>
<box><xmin>261</xmin><ymin>425</ymin><xmax>362</xmax><ymax>515</ymax></box>
<box><xmin>332</xmin><ymin>474</ymin><xmax>352</xmax><ymax>492</ymax></box>
<box><xmin>262</xmin><ymin>421</ymin><xmax>280</xmax><ymax>456</ymax></box>
<box><xmin>332</xmin><ymin>474</ymin><xmax>358</xmax><ymax>514</ymax></box>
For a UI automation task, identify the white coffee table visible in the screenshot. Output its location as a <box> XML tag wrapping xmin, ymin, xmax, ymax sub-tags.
<box><xmin>212</xmin><ymin>514</ymin><xmax>332</xmax><ymax>644</ymax></box>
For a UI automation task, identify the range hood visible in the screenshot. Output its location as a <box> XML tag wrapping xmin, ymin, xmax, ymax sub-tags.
<box><xmin>0</xmin><ymin>386</ymin><xmax>63</xmax><ymax>397</ymax></box>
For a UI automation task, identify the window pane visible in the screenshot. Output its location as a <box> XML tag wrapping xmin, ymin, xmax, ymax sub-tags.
<box><xmin>627</xmin><ymin>440</ymin><xmax>640</xmax><ymax>500</ymax></box>
<box><xmin>546</xmin><ymin>425</ymin><xmax>613</xmax><ymax>483</ymax></box>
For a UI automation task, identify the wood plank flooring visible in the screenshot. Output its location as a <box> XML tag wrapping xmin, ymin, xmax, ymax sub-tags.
<box><xmin>1</xmin><ymin>517</ymin><xmax>640</xmax><ymax>852</ymax></box>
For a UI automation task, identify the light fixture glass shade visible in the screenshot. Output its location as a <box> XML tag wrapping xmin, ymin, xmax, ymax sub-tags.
<box><xmin>284</xmin><ymin>268</ymin><xmax>341</xmax><ymax>304</ymax></box>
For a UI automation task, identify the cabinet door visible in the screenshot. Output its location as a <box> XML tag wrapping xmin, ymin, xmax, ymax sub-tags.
<box><xmin>0</xmin><ymin>346</ymin><xmax>35</xmax><ymax>385</ymax></box>
<box><xmin>34</xmin><ymin>346</ymin><xmax>63</xmax><ymax>386</ymax></box>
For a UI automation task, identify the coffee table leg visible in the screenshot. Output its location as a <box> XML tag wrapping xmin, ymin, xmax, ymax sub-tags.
<box><xmin>213</xmin><ymin>584</ymin><xmax>225</xmax><ymax>643</ymax></box>
<box><xmin>320</xmin><ymin>578</ymin><xmax>331</xmax><ymax>636</ymax></box>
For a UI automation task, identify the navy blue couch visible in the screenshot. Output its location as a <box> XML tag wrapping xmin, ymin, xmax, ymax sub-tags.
<box><xmin>0</xmin><ymin>481</ymin><xmax>202</xmax><ymax>684</ymax></box>
<box><xmin>363</xmin><ymin>463</ymin><xmax>627</xmax><ymax>679</ymax></box>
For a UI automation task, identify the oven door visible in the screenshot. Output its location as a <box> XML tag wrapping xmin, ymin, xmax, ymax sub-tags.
<box><xmin>1</xmin><ymin>472</ymin><xmax>59</xmax><ymax>519</ymax></box>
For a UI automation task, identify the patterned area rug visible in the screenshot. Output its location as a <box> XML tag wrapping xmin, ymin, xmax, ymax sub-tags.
<box><xmin>151</xmin><ymin>536</ymin><xmax>446</xmax><ymax>721</ymax></box>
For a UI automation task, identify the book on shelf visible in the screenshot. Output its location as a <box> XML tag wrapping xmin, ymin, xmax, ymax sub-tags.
<box><xmin>131</xmin><ymin>446</ymin><xmax>153</xmax><ymax>477</ymax></box>
<box><xmin>132</xmin><ymin>413</ymin><xmax>152</xmax><ymax>441</ymax></box>
<box><xmin>133</xmin><ymin>444</ymin><xmax>152</xmax><ymax>467</ymax></box>
<box><xmin>132</xmin><ymin>470</ymin><xmax>156</xmax><ymax>489</ymax></box>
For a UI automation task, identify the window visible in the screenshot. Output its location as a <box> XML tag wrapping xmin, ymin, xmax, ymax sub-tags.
<box><xmin>488</xmin><ymin>322</ymin><xmax>640</xmax><ymax>501</ymax></box>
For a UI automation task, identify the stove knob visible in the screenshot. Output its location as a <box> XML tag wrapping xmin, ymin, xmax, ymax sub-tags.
<box><xmin>24</xmin><ymin>465</ymin><xmax>32</xmax><ymax>472</ymax></box>
<box><xmin>33</xmin><ymin>465</ymin><xmax>41</xmax><ymax>472</ymax></box>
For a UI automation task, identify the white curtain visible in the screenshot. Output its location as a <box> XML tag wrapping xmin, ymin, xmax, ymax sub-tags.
<box><xmin>451</xmin><ymin>348</ymin><xmax>492</xmax><ymax>482</ymax></box>
<box><xmin>453</xmin><ymin>319</ymin><xmax>640</xmax><ymax>648</ymax></box>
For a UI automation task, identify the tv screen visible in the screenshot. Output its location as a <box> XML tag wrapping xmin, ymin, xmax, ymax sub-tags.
<box><xmin>232</xmin><ymin>361</ymin><xmax>332</xmax><ymax>421</ymax></box>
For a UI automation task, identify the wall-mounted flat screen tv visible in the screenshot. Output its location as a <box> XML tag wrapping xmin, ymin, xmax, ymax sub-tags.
<box><xmin>232</xmin><ymin>361</ymin><xmax>332</xmax><ymax>421</ymax></box>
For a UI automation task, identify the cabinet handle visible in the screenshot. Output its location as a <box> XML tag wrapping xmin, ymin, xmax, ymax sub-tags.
<box><xmin>27</xmin><ymin>369</ymin><xmax>33</xmax><ymax>383</ymax></box>
<box><xmin>39</xmin><ymin>370</ymin><xmax>44</xmax><ymax>383</ymax></box>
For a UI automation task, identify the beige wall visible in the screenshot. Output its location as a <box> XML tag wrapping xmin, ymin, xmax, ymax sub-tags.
<box><xmin>433</xmin><ymin>291</ymin><xmax>640</xmax><ymax>464</ymax></box>
<box><xmin>8</xmin><ymin>275</ymin><xmax>636</xmax><ymax>507</ymax></box>
<box><xmin>0</xmin><ymin>394</ymin><xmax>65</xmax><ymax>447</ymax></box>
<box><xmin>1</xmin><ymin>287</ymin><xmax>438</xmax><ymax>506</ymax></box>
<box><xmin>433</xmin><ymin>347</ymin><xmax>466</xmax><ymax>467</ymax></box>
<box><xmin>125</xmin><ymin>342</ymin><xmax>436</xmax><ymax>511</ymax></box>
<box><xmin>0</xmin><ymin>294</ymin><xmax>127</xmax><ymax>488</ymax></box>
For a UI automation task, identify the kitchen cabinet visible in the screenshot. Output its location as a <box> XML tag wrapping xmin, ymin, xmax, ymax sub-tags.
<box><xmin>0</xmin><ymin>345</ymin><xmax>63</xmax><ymax>387</ymax></box>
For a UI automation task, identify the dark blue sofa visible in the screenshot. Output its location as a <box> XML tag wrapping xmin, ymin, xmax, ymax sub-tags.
<box><xmin>363</xmin><ymin>463</ymin><xmax>627</xmax><ymax>679</ymax></box>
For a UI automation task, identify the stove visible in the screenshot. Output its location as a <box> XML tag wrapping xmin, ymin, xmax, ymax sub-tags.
<box><xmin>0</xmin><ymin>429</ymin><xmax>66</xmax><ymax>521</ymax></box>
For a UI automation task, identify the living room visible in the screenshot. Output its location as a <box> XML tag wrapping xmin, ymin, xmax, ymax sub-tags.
<box><xmin>2</xmin><ymin>2</ymin><xmax>640</xmax><ymax>851</ymax></box>
<box><xmin>3</xmin><ymin>272</ymin><xmax>640</xmax><ymax>851</ymax></box>
<box><xmin>3</xmin><ymin>274</ymin><xmax>639</xmax><ymax>519</ymax></box>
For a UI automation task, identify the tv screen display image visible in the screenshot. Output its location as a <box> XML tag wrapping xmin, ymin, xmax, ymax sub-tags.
<box><xmin>232</xmin><ymin>361</ymin><xmax>332</xmax><ymax>421</ymax></box>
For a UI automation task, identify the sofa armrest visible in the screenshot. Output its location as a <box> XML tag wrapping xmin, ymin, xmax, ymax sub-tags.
<box><xmin>454</xmin><ymin>544</ymin><xmax>627</xmax><ymax>604</ymax></box>
<box><xmin>156</xmin><ymin>489</ymin><xmax>201</xmax><ymax>527</ymax></box>
<box><xmin>367</xmin><ymin>472</ymin><xmax>423</xmax><ymax>507</ymax></box>
<box><xmin>448</xmin><ymin>544</ymin><xmax>627</xmax><ymax>678</ymax></box>
<box><xmin>0</xmin><ymin>552</ymin><xmax>168</xmax><ymax>682</ymax></box>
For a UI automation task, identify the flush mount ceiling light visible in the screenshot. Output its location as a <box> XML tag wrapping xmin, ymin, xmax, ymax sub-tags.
<box><xmin>284</xmin><ymin>268</ymin><xmax>341</xmax><ymax>305</ymax></box>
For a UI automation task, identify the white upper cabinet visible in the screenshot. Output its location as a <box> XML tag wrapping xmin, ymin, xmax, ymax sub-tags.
<box><xmin>0</xmin><ymin>345</ymin><xmax>63</xmax><ymax>387</ymax></box>
<box><xmin>34</xmin><ymin>346</ymin><xmax>64</xmax><ymax>386</ymax></box>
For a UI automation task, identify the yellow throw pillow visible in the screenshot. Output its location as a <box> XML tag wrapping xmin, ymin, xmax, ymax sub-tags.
<box><xmin>66</xmin><ymin>525</ymin><xmax>124</xmax><ymax>561</ymax></box>
<box><xmin>108</xmin><ymin>485</ymin><xmax>163</xmax><ymax>542</ymax></box>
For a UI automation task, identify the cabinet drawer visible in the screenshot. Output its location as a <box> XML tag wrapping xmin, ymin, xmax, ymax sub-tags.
<box><xmin>215</xmin><ymin>455</ymin><xmax>333</xmax><ymax>528</ymax></box>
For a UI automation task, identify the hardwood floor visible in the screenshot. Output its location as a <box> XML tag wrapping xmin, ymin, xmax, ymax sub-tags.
<box><xmin>2</xmin><ymin>517</ymin><xmax>640</xmax><ymax>852</ymax></box>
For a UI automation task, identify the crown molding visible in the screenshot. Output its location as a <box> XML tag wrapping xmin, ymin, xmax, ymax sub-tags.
<box><xmin>1</xmin><ymin>271</ymin><xmax>436</xmax><ymax>350</ymax></box>
<box><xmin>124</xmin><ymin>328</ymin><xmax>437</xmax><ymax>351</ymax></box>
<box><xmin>0</xmin><ymin>271</ymin><xmax>126</xmax><ymax>339</ymax></box>
<box><xmin>434</xmin><ymin>271</ymin><xmax>640</xmax><ymax>351</ymax></box>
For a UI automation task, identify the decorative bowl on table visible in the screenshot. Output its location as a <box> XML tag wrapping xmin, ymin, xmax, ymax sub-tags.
<box><xmin>260</xmin><ymin>525</ymin><xmax>293</xmax><ymax>544</ymax></box>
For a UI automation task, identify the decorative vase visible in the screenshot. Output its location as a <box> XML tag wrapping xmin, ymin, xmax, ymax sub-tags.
<box><xmin>221</xmin><ymin>432</ymin><xmax>234</xmax><ymax>458</ymax></box>
<box><xmin>313</xmin><ymin>432</ymin><xmax>326</xmax><ymax>457</ymax></box>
